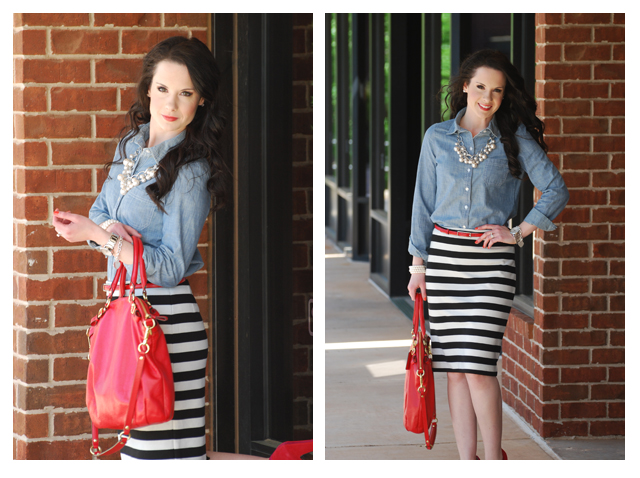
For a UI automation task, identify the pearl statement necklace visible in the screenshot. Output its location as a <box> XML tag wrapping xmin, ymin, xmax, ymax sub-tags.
<box><xmin>453</xmin><ymin>131</ymin><xmax>497</xmax><ymax>168</ymax></box>
<box><xmin>116</xmin><ymin>150</ymin><xmax>159</xmax><ymax>195</ymax></box>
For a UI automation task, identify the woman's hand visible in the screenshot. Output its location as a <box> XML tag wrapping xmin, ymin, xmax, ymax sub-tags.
<box><xmin>407</xmin><ymin>273</ymin><xmax>427</xmax><ymax>302</ymax></box>
<box><xmin>53</xmin><ymin>209</ymin><xmax>108</xmax><ymax>244</ymax></box>
<box><xmin>474</xmin><ymin>224</ymin><xmax>516</xmax><ymax>248</ymax></box>
<box><xmin>106</xmin><ymin>222</ymin><xmax>141</xmax><ymax>243</ymax></box>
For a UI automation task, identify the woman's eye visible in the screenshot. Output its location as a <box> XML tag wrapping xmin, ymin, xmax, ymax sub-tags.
<box><xmin>181</xmin><ymin>91</ymin><xmax>193</xmax><ymax>97</ymax></box>
<box><xmin>158</xmin><ymin>86</ymin><xmax>167</xmax><ymax>92</ymax></box>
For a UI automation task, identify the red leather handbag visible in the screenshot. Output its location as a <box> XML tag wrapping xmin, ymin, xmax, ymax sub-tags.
<box><xmin>86</xmin><ymin>236</ymin><xmax>174</xmax><ymax>457</ymax></box>
<box><xmin>403</xmin><ymin>294</ymin><xmax>437</xmax><ymax>449</ymax></box>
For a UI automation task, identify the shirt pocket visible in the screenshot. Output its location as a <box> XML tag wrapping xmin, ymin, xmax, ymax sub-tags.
<box><xmin>118</xmin><ymin>186</ymin><xmax>158</xmax><ymax>232</ymax></box>
<box><xmin>482</xmin><ymin>156</ymin><xmax>510</xmax><ymax>187</ymax></box>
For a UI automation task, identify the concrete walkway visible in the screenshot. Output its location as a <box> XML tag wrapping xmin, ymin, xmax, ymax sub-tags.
<box><xmin>325</xmin><ymin>238</ymin><xmax>557</xmax><ymax>460</ymax></box>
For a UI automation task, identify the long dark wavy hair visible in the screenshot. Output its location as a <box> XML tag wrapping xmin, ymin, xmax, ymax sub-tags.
<box><xmin>442</xmin><ymin>49</ymin><xmax>547</xmax><ymax>179</ymax></box>
<box><xmin>111</xmin><ymin>36</ymin><xmax>228</xmax><ymax>213</ymax></box>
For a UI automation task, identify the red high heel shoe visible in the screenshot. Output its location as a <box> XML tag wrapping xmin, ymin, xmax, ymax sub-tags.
<box><xmin>475</xmin><ymin>449</ymin><xmax>508</xmax><ymax>460</ymax></box>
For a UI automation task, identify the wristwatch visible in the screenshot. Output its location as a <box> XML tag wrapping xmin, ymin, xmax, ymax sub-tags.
<box><xmin>99</xmin><ymin>234</ymin><xmax>119</xmax><ymax>257</ymax></box>
<box><xmin>510</xmin><ymin>226</ymin><xmax>524</xmax><ymax>247</ymax></box>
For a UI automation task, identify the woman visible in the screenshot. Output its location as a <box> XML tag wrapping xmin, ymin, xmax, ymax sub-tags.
<box><xmin>407</xmin><ymin>50</ymin><xmax>568</xmax><ymax>460</ymax></box>
<box><xmin>52</xmin><ymin>36</ymin><xmax>227</xmax><ymax>460</ymax></box>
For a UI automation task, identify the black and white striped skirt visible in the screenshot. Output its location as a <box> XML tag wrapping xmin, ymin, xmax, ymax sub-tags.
<box><xmin>426</xmin><ymin>227</ymin><xmax>516</xmax><ymax>377</ymax></box>
<box><xmin>109</xmin><ymin>280</ymin><xmax>208</xmax><ymax>460</ymax></box>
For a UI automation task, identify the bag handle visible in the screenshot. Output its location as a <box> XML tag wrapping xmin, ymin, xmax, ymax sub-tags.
<box><xmin>413</xmin><ymin>294</ymin><xmax>426</xmax><ymax>336</ymax></box>
<box><xmin>128</xmin><ymin>237</ymin><xmax>148</xmax><ymax>296</ymax></box>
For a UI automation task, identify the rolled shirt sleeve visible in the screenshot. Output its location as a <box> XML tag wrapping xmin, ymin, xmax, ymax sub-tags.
<box><xmin>517</xmin><ymin>125</ymin><xmax>570</xmax><ymax>231</ymax></box>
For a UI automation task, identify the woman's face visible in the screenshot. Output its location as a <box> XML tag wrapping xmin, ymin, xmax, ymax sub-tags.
<box><xmin>147</xmin><ymin>60</ymin><xmax>203</xmax><ymax>143</ymax></box>
<box><xmin>463</xmin><ymin>66</ymin><xmax>506</xmax><ymax>123</ymax></box>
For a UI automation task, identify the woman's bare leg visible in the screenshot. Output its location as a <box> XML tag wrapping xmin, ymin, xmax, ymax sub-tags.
<box><xmin>447</xmin><ymin>372</ymin><xmax>478</xmax><ymax>459</ymax></box>
<box><xmin>466</xmin><ymin>373</ymin><xmax>503</xmax><ymax>460</ymax></box>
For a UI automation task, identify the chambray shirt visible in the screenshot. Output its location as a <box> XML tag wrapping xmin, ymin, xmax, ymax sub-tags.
<box><xmin>89</xmin><ymin>123</ymin><xmax>210</xmax><ymax>288</ymax></box>
<box><xmin>409</xmin><ymin>108</ymin><xmax>569</xmax><ymax>261</ymax></box>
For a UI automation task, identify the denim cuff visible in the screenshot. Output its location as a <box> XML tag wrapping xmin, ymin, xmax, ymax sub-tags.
<box><xmin>408</xmin><ymin>236</ymin><xmax>430</xmax><ymax>262</ymax></box>
<box><xmin>523</xmin><ymin>207</ymin><xmax>557</xmax><ymax>231</ymax></box>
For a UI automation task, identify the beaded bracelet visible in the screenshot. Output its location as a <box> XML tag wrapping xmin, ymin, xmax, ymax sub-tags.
<box><xmin>409</xmin><ymin>265</ymin><xmax>427</xmax><ymax>274</ymax></box>
<box><xmin>99</xmin><ymin>219</ymin><xmax>120</xmax><ymax>230</ymax></box>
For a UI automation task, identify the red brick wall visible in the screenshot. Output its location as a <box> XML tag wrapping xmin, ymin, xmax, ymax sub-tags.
<box><xmin>291</xmin><ymin>13</ymin><xmax>313</xmax><ymax>440</ymax></box>
<box><xmin>501</xmin><ymin>13</ymin><xmax>624</xmax><ymax>438</ymax></box>
<box><xmin>13</xmin><ymin>13</ymin><xmax>210</xmax><ymax>460</ymax></box>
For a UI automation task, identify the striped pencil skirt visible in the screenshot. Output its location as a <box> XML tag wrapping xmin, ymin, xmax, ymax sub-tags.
<box><xmin>109</xmin><ymin>280</ymin><xmax>208</xmax><ymax>460</ymax></box>
<box><xmin>425</xmin><ymin>227</ymin><xmax>516</xmax><ymax>377</ymax></box>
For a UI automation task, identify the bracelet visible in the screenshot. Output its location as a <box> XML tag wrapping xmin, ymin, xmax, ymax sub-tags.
<box><xmin>510</xmin><ymin>225</ymin><xmax>524</xmax><ymax>248</ymax></box>
<box><xmin>99</xmin><ymin>234</ymin><xmax>119</xmax><ymax>257</ymax></box>
<box><xmin>409</xmin><ymin>265</ymin><xmax>427</xmax><ymax>274</ymax></box>
<box><xmin>112</xmin><ymin>236</ymin><xmax>124</xmax><ymax>267</ymax></box>
<box><xmin>99</xmin><ymin>219</ymin><xmax>120</xmax><ymax>230</ymax></box>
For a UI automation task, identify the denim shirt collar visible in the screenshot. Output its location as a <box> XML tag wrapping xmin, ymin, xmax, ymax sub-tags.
<box><xmin>447</xmin><ymin>107</ymin><xmax>501</xmax><ymax>138</ymax></box>
<box><xmin>129</xmin><ymin>123</ymin><xmax>187</xmax><ymax>163</ymax></box>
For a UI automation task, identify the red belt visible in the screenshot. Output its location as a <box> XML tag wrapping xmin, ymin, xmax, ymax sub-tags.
<box><xmin>102</xmin><ymin>278</ymin><xmax>185</xmax><ymax>292</ymax></box>
<box><xmin>434</xmin><ymin>224</ymin><xmax>483</xmax><ymax>238</ymax></box>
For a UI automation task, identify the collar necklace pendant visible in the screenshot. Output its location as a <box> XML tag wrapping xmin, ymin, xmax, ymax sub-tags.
<box><xmin>453</xmin><ymin>131</ymin><xmax>497</xmax><ymax>168</ymax></box>
<box><xmin>116</xmin><ymin>150</ymin><xmax>159</xmax><ymax>195</ymax></box>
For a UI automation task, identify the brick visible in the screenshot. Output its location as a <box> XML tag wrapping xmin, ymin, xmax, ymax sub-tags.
<box><xmin>52</xmin><ymin>196</ymin><xmax>98</xmax><ymax>219</ymax></box>
<box><xmin>14</xmin><ymin>86</ymin><xmax>47</xmax><ymax>112</ymax></box>
<box><xmin>51</xmin><ymin>30</ymin><xmax>119</xmax><ymax>55</ymax></box>
<box><xmin>611</xmin><ymin>83</ymin><xmax>624</xmax><ymax>100</ymax></box>
<box><xmin>594</xmin><ymin>136</ymin><xmax>625</xmax><ymax>153</ymax></box>
<box><xmin>592</xmin><ymin>348</ymin><xmax>624</xmax><ymax>364</ymax></box>
<box><xmin>13</xmin><ymin>355</ymin><xmax>49</xmax><ymax>383</ymax></box>
<box><xmin>566</xmin><ymin>189</ymin><xmax>608</xmax><ymax>206</ymax></box>
<box><xmin>561</xmin><ymin>295</ymin><xmax>606</xmax><ymax>312</ymax></box>
<box><xmin>13</xmin><ymin>29</ymin><xmax>47</xmax><ymax>55</ymax></box>
<box><xmin>610</xmin><ymin>295</ymin><xmax>624</xmax><ymax>311</ymax></box>
<box><xmin>538</xmin><ymin>313</ymin><xmax>589</xmax><ymax>330</ymax></box>
<box><xmin>25</xmin><ymin>329</ymin><xmax>89</xmax><ymax>355</ymax></box>
<box><xmin>593</xmin><ymin>99</ymin><xmax>624</xmax><ymax>116</ymax></box>
<box><xmin>563</xmin><ymin>225</ymin><xmax>608</xmax><ymax>241</ymax></box>
<box><xmin>13</xmin><ymin>141</ymin><xmax>48</xmax><ymax>167</ymax></box>
<box><xmin>593</xmin><ymin>242</ymin><xmax>624</xmax><ymax>258</ymax></box>
<box><xmin>590</xmin><ymin>420</ymin><xmax>625</xmax><ymax>437</ymax></box>
<box><xmin>53</xmin><ymin>411</ymin><xmax>92</xmax><ymax>436</ymax></box>
<box><xmin>561</xmin><ymin>366</ymin><xmax>607</xmax><ymax>383</ymax></box>
<box><xmin>537</xmin><ymin>63</ymin><xmax>591</xmax><ymax>81</ymax></box>
<box><xmin>542</xmin><ymin>420</ymin><xmax>588</xmax><ymax>438</ymax></box>
<box><xmin>594</xmin><ymin>26</ymin><xmax>625</xmax><ymax>43</ymax></box>
<box><xmin>16</xmin><ymin>383</ymin><xmax>86</xmax><ymax>411</ymax></box>
<box><xmin>537</xmin><ymin>26</ymin><xmax>592</xmax><ymax>44</ymax></box>
<box><xmin>592</xmin><ymin>207</ymin><xmax>624</xmax><ymax>223</ymax></box>
<box><xmin>539</xmin><ymin>99</ymin><xmax>591</xmax><ymax>117</ymax></box>
<box><xmin>562</xmin><ymin>154</ymin><xmax>609</xmax><ymax>171</ymax></box>
<box><xmin>536</xmin><ymin>45</ymin><xmax>562</xmax><ymax>63</ymax></box>
<box><xmin>611</xmin><ymin>118</ymin><xmax>624</xmax><ymax>134</ymax></box>
<box><xmin>592</xmin><ymin>278</ymin><xmax>624</xmax><ymax>294</ymax></box>
<box><xmin>562</xmin><ymin>82</ymin><xmax>610</xmax><ymax>99</ymax></box>
<box><xmin>17</xmin><ymin>13</ymin><xmax>89</xmax><ymax>27</ymax></box>
<box><xmin>610</xmin><ymin>331</ymin><xmax>624</xmax><ymax>347</ymax></box>
<box><xmin>53</xmin><ymin>249</ymin><xmax>106</xmax><ymax>273</ymax></box>
<box><xmin>563</xmin><ymin>118</ymin><xmax>608</xmax><ymax>135</ymax></box>
<box><xmin>13</xmin><ymin>249</ymin><xmax>48</xmax><ymax>275</ymax></box>
<box><xmin>54</xmin><ymin>302</ymin><xmax>102</xmax><ymax>328</ymax></box>
<box><xmin>540</xmin><ymin>383</ymin><xmax>589</xmax><ymax>401</ymax></box>
<box><xmin>13</xmin><ymin>410</ymin><xmax>49</xmax><ymax>438</ymax></box>
<box><xmin>293</xmin><ymin>55</ymin><xmax>312</xmax><ymax>82</ymax></box>
<box><xmin>609</xmin><ymin>366</ymin><xmax>625</xmax><ymax>382</ymax></box>
<box><xmin>95</xmin><ymin>114</ymin><xmax>129</xmax><ymax>138</ymax></box>
<box><xmin>562</xmin><ymin>260</ymin><xmax>607</xmax><ymax>276</ymax></box>
<box><xmin>15</xmin><ymin>276</ymin><xmax>93</xmax><ymax>302</ymax></box>
<box><xmin>51</xmin><ymin>87</ymin><xmax>118</xmax><ymax>112</ymax></box>
<box><xmin>16</xmin><ymin>59</ymin><xmax>91</xmax><ymax>84</ymax></box>
<box><xmin>13</xmin><ymin>303</ymin><xmax>50</xmax><ymax>329</ymax></box>
<box><xmin>610</xmin><ymin>260</ymin><xmax>624</xmax><ymax>276</ymax></box>
<box><xmin>562</xmin><ymin>330</ymin><xmax>607</xmax><ymax>347</ymax></box>
<box><xmin>558</xmin><ymin>171</ymin><xmax>589</xmax><ymax>188</ymax></box>
<box><xmin>18</xmin><ymin>114</ymin><xmax>92</xmax><ymax>140</ymax></box>
<box><xmin>95</xmin><ymin>59</ymin><xmax>143</xmax><ymax>84</ymax></box>
<box><xmin>564</xmin><ymin>44</ymin><xmax>611</xmax><ymax>62</ymax></box>
<box><xmin>561</xmin><ymin>402</ymin><xmax>607</xmax><ymax>419</ymax></box>
<box><xmin>122</xmin><ymin>30</ymin><xmax>187</xmax><ymax>55</ymax></box>
<box><xmin>613</xmin><ymin>44</ymin><xmax>624</xmax><ymax>61</ymax></box>
<box><xmin>609</xmin><ymin>189</ymin><xmax>624</xmax><ymax>205</ymax></box>
<box><xmin>53</xmin><ymin>357</ymin><xmax>89</xmax><ymax>382</ymax></box>
<box><xmin>610</xmin><ymin>225</ymin><xmax>624</xmax><ymax>240</ymax></box>
<box><xmin>94</xmin><ymin>13</ymin><xmax>161</xmax><ymax>27</ymax></box>
<box><xmin>609</xmin><ymin>402</ymin><xmax>624</xmax><ymax>418</ymax></box>
<box><xmin>51</xmin><ymin>140</ymin><xmax>117</xmax><ymax>166</ymax></box>
<box><xmin>16</xmin><ymin>168</ymin><xmax>92</xmax><ymax>194</ymax></box>
<box><xmin>611</xmin><ymin>153</ymin><xmax>624</xmax><ymax>170</ymax></box>
<box><xmin>13</xmin><ymin>194</ymin><xmax>48</xmax><ymax>221</ymax></box>
<box><xmin>540</xmin><ymin>277</ymin><xmax>589</xmax><ymax>294</ymax></box>
<box><xmin>164</xmin><ymin>13</ymin><xmax>209</xmax><ymax>27</ymax></box>
<box><xmin>591</xmin><ymin>384</ymin><xmax>624</xmax><ymax>401</ymax></box>
<box><xmin>545</xmin><ymin>136</ymin><xmax>590</xmax><ymax>153</ymax></box>
<box><xmin>564</xmin><ymin>13</ymin><xmax>612</xmax><ymax>24</ymax></box>
<box><xmin>594</xmin><ymin>63</ymin><xmax>625</xmax><ymax>80</ymax></box>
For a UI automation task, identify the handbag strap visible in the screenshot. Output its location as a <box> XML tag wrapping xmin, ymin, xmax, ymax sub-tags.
<box><xmin>413</xmin><ymin>294</ymin><xmax>426</xmax><ymax>336</ymax></box>
<box><xmin>90</xmin><ymin>330</ymin><xmax>148</xmax><ymax>458</ymax></box>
